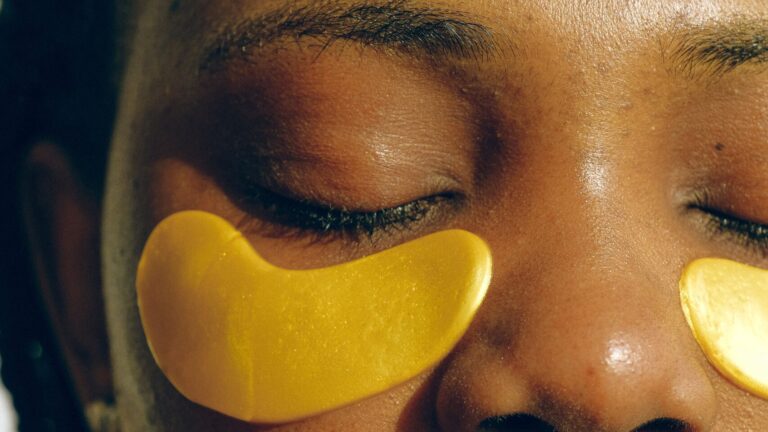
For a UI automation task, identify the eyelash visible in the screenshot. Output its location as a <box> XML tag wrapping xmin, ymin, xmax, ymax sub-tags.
<box><xmin>237</xmin><ymin>187</ymin><xmax>453</xmax><ymax>241</ymax></box>
<box><xmin>690</xmin><ymin>193</ymin><xmax>768</xmax><ymax>257</ymax></box>
<box><xmin>234</xmin><ymin>184</ymin><xmax>768</xmax><ymax>254</ymax></box>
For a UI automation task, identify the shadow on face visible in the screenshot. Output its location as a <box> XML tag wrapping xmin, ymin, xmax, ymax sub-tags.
<box><xmin>22</xmin><ymin>0</ymin><xmax>768</xmax><ymax>431</ymax></box>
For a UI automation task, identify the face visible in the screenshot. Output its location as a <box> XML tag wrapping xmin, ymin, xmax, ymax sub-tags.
<box><xmin>102</xmin><ymin>0</ymin><xmax>768</xmax><ymax>430</ymax></box>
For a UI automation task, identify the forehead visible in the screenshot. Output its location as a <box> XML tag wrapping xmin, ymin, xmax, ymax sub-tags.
<box><xmin>129</xmin><ymin>0</ymin><xmax>768</xmax><ymax>85</ymax></box>
<box><xmin>137</xmin><ymin>0</ymin><xmax>768</xmax><ymax>41</ymax></box>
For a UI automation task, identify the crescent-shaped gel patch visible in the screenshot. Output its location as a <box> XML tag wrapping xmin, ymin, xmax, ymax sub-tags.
<box><xmin>137</xmin><ymin>210</ymin><xmax>492</xmax><ymax>423</ymax></box>
<box><xmin>680</xmin><ymin>258</ymin><xmax>768</xmax><ymax>400</ymax></box>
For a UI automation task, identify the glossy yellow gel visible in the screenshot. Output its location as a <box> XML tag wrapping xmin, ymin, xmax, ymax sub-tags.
<box><xmin>137</xmin><ymin>210</ymin><xmax>492</xmax><ymax>423</ymax></box>
<box><xmin>680</xmin><ymin>258</ymin><xmax>768</xmax><ymax>400</ymax></box>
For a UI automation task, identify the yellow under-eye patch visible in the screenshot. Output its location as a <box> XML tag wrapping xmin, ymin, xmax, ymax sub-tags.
<box><xmin>137</xmin><ymin>210</ymin><xmax>492</xmax><ymax>423</ymax></box>
<box><xmin>680</xmin><ymin>258</ymin><xmax>768</xmax><ymax>400</ymax></box>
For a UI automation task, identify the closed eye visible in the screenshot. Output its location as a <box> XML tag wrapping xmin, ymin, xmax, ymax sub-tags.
<box><xmin>235</xmin><ymin>186</ymin><xmax>459</xmax><ymax>242</ymax></box>
<box><xmin>689</xmin><ymin>194</ymin><xmax>768</xmax><ymax>258</ymax></box>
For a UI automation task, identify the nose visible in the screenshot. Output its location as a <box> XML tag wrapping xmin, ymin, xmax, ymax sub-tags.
<box><xmin>434</xmin><ymin>214</ymin><xmax>718</xmax><ymax>431</ymax></box>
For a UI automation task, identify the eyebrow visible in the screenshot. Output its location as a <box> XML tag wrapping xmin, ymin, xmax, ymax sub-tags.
<box><xmin>200</xmin><ymin>1</ymin><xmax>498</xmax><ymax>72</ymax></box>
<box><xmin>669</xmin><ymin>20</ymin><xmax>768</xmax><ymax>78</ymax></box>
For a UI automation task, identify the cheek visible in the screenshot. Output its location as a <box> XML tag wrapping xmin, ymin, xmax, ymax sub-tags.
<box><xmin>135</xmin><ymin>210</ymin><xmax>490</xmax><ymax>424</ymax></box>
<box><xmin>715</xmin><ymin>377</ymin><xmax>768</xmax><ymax>427</ymax></box>
<box><xmin>148</xmin><ymin>159</ymin><xmax>235</xmax><ymax>220</ymax></box>
<box><xmin>274</xmin><ymin>374</ymin><xmax>437</xmax><ymax>432</ymax></box>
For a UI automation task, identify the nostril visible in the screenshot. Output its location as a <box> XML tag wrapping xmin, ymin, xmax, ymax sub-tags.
<box><xmin>478</xmin><ymin>414</ymin><xmax>556</xmax><ymax>432</ymax></box>
<box><xmin>477</xmin><ymin>416</ymin><xmax>690</xmax><ymax>432</ymax></box>
<box><xmin>634</xmin><ymin>418</ymin><xmax>689</xmax><ymax>432</ymax></box>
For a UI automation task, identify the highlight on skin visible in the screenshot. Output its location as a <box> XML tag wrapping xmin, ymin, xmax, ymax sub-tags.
<box><xmin>96</xmin><ymin>0</ymin><xmax>768</xmax><ymax>430</ymax></box>
<box><xmin>136</xmin><ymin>210</ymin><xmax>492</xmax><ymax>423</ymax></box>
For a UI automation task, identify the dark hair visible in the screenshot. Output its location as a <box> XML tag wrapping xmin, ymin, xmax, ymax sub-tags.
<box><xmin>0</xmin><ymin>0</ymin><xmax>118</xmax><ymax>430</ymax></box>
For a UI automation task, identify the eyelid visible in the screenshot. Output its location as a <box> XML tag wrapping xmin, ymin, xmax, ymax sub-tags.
<box><xmin>689</xmin><ymin>191</ymin><xmax>768</xmax><ymax>258</ymax></box>
<box><xmin>703</xmin><ymin>209</ymin><xmax>768</xmax><ymax>252</ymax></box>
<box><xmin>235</xmin><ymin>185</ymin><xmax>461</xmax><ymax>242</ymax></box>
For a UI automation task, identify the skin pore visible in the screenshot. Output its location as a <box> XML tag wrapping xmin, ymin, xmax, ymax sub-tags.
<box><xmin>31</xmin><ymin>0</ymin><xmax>768</xmax><ymax>430</ymax></box>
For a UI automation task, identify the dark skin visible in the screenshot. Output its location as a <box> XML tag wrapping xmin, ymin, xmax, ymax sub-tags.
<box><xmin>24</xmin><ymin>0</ymin><xmax>768</xmax><ymax>430</ymax></box>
